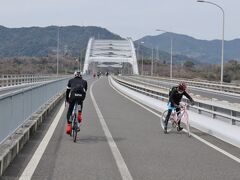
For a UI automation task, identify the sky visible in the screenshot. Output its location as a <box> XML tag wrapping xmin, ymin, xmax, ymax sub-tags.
<box><xmin>0</xmin><ymin>0</ymin><xmax>239</xmax><ymax>41</ymax></box>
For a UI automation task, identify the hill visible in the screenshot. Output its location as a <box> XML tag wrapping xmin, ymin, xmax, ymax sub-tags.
<box><xmin>136</xmin><ymin>33</ymin><xmax>240</xmax><ymax>64</ymax></box>
<box><xmin>0</xmin><ymin>25</ymin><xmax>122</xmax><ymax>57</ymax></box>
<box><xmin>133</xmin><ymin>42</ymin><xmax>198</xmax><ymax>65</ymax></box>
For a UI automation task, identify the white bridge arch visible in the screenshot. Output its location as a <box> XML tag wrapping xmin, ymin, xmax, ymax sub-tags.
<box><xmin>83</xmin><ymin>38</ymin><xmax>139</xmax><ymax>75</ymax></box>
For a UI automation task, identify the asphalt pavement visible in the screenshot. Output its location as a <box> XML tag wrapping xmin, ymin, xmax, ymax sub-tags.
<box><xmin>1</xmin><ymin>77</ymin><xmax>240</xmax><ymax>180</ymax></box>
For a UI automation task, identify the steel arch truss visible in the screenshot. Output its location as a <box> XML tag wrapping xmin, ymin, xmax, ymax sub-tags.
<box><xmin>83</xmin><ymin>38</ymin><xmax>139</xmax><ymax>74</ymax></box>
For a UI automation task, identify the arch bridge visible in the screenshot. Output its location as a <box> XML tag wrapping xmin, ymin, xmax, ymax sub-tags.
<box><xmin>83</xmin><ymin>38</ymin><xmax>139</xmax><ymax>74</ymax></box>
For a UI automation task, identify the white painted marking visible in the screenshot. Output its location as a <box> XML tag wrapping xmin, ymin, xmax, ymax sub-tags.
<box><xmin>19</xmin><ymin>102</ymin><xmax>65</xmax><ymax>180</ymax></box>
<box><xmin>109</xmin><ymin>77</ymin><xmax>240</xmax><ymax>164</ymax></box>
<box><xmin>109</xmin><ymin>78</ymin><xmax>160</xmax><ymax>118</ymax></box>
<box><xmin>189</xmin><ymin>132</ymin><xmax>240</xmax><ymax>163</ymax></box>
<box><xmin>90</xmin><ymin>81</ymin><xmax>133</xmax><ymax>180</ymax></box>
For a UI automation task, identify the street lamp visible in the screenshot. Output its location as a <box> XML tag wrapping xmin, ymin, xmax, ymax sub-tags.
<box><xmin>140</xmin><ymin>41</ymin><xmax>144</xmax><ymax>75</ymax></box>
<box><xmin>76</xmin><ymin>57</ymin><xmax>80</xmax><ymax>71</ymax></box>
<box><xmin>156</xmin><ymin>29</ymin><xmax>173</xmax><ymax>79</ymax></box>
<box><xmin>57</xmin><ymin>27</ymin><xmax>60</xmax><ymax>76</ymax></box>
<box><xmin>197</xmin><ymin>0</ymin><xmax>225</xmax><ymax>84</ymax></box>
<box><xmin>79</xmin><ymin>48</ymin><xmax>85</xmax><ymax>72</ymax></box>
<box><xmin>151</xmin><ymin>47</ymin><xmax>154</xmax><ymax>76</ymax></box>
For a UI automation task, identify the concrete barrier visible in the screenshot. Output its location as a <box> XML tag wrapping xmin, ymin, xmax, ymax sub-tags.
<box><xmin>0</xmin><ymin>91</ymin><xmax>65</xmax><ymax>176</ymax></box>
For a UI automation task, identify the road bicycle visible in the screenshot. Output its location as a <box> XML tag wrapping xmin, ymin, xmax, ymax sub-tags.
<box><xmin>160</xmin><ymin>102</ymin><xmax>191</xmax><ymax>137</ymax></box>
<box><xmin>70</xmin><ymin>102</ymin><xmax>80</xmax><ymax>142</ymax></box>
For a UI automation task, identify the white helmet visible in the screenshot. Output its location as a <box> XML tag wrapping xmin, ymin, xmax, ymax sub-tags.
<box><xmin>74</xmin><ymin>70</ymin><xmax>82</xmax><ymax>77</ymax></box>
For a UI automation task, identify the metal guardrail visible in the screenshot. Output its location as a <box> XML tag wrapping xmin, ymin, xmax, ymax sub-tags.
<box><xmin>0</xmin><ymin>74</ymin><xmax>69</xmax><ymax>87</ymax></box>
<box><xmin>136</xmin><ymin>75</ymin><xmax>240</xmax><ymax>94</ymax></box>
<box><xmin>112</xmin><ymin>76</ymin><xmax>240</xmax><ymax>126</ymax></box>
<box><xmin>0</xmin><ymin>77</ymin><xmax>69</xmax><ymax>144</ymax></box>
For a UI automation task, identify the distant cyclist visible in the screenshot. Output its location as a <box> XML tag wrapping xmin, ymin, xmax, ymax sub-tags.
<box><xmin>97</xmin><ymin>72</ymin><xmax>101</xmax><ymax>78</ymax></box>
<box><xmin>164</xmin><ymin>82</ymin><xmax>194</xmax><ymax>134</ymax></box>
<box><xmin>66</xmin><ymin>70</ymin><xmax>88</xmax><ymax>134</ymax></box>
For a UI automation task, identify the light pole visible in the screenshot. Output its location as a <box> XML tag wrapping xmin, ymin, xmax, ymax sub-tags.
<box><xmin>156</xmin><ymin>29</ymin><xmax>173</xmax><ymax>79</ymax></box>
<box><xmin>79</xmin><ymin>48</ymin><xmax>85</xmax><ymax>72</ymax></box>
<box><xmin>136</xmin><ymin>42</ymin><xmax>140</xmax><ymax>64</ymax></box>
<box><xmin>140</xmin><ymin>41</ymin><xmax>144</xmax><ymax>75</ymax></box>
<box><xmin>76</xmin><ymin>57</ymin><xmax>80</xmax><ymax>71</ymax></box>
<box><xmin>197</xmin><ymin>0</ymin><xmax>225</xmax><ymax>84</ymax></box>
<box><xmin>57</xmin><ymin>27</ymin><xmax>60</xmax><ymax>76</ymax></box>
<box><xmin>155</xmin><ymin>46</ymin><xmax>159</xmax><ymax>75</ymax></box>
<box><xmin>151</xmin><ymin>47</ymin><xmax>154</xmax><ymax>76</ymax></box>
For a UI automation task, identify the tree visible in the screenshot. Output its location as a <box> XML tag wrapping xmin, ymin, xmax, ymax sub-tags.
<box><xmin>183</xmin><ymin>61</ymin><xmax>195</xmax><ymax>69</ymax></box>
<box><xmin>223</xmin><ymin>73</ymin><xmax>232</xmax><ymax>83</ymax></box>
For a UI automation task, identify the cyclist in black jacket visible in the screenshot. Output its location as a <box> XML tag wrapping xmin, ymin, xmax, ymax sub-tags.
<box><xmin>164</xmin><ymin>82</ymin><xmax>194</xmax><ymax>134</ymax></box>
<box><xmin>66</xmin><ymin>71</ymin><xmax>88</xmax><ymax>134</ymax></box>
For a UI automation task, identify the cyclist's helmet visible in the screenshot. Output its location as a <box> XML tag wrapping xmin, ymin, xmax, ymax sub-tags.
<box><xmin>74</xmin><ymin>70</ymin><xmax>82</xmax><ymax>77</ymax></box>
<box><xmin>178</xmin><ymin>82</ymin><xmax>187</xmax><ymax>92</ymax></box>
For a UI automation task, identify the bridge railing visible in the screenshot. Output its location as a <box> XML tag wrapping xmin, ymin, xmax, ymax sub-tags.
<box><xmin>0</xmin><ymin>74</ymin><xmax>68</xmax><ymax>87</ymax></box>
<box><xmin>135</xmin><ymin>75</ymin><xmax>240</xmax><ymax>94</ymax></box>
<box><xmin>112</xmin><ymin>76</ymin><xmax>240</xmax><ymax>126</ymax></box>
<box><xmin>0</xmin><ymin>77</ymin><xmax>69</xmax><ymax>144</ymax></box>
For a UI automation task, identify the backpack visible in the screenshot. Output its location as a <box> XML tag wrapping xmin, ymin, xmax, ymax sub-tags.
<box><xmin>70</xmin><ymin>84</ymin><xmax>86</xmax><ymax>101</ymax></box>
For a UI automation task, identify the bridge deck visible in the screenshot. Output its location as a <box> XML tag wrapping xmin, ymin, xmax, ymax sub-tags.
<box><xmin>2</xmin><ymin>77</ymin><xmax>240</xmax><ymax>180</ymax></box>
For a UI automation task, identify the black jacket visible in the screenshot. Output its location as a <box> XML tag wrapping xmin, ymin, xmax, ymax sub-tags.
<box><xmin>169</xmin><ymin>86</ymin><xmax>193</xmax><ymax>105</ymax></box>
<box><xmin>66</xmin><ymin>77</ymin><xmax>88</xmax><ymax>101</ymax></box>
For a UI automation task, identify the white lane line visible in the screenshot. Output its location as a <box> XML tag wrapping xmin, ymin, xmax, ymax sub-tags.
<box><xmin>19</xmin><ymin>102</ymin><xmax>65</xmax><ymax>180</ymax></box>
<box><xmin>189</xmin><ymin>132</ymin><xmax>240</xmax><ymax>163</ymax></box>
<box><xmin>90</xmin><ymin>81</ymin><xmax>133</xmax><ymax>180</ymax></box>
<box><xmin>109</xmin><ymin>78</ymin><xmax>240</xmax><ymax>164</ymax></box>
<box><xmin>108</xmin><ymin>78</ymin><xmax>161</xmax><ymax>118</ymax></box>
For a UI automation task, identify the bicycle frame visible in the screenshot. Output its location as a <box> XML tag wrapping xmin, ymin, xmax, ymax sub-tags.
<box><xmin>170</xmin><ymin>103</ymin><xmax>188</xmax><ymax>126</ymax></box>
<box><xmin>161</xmin><ymin>102</ymin><xmax>191</xmax><ymax>136</ymax></box>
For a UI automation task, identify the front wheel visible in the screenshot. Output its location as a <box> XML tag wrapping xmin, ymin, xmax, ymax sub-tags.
<box><xmin>185</xmin><ymin>119</ymin><xmax>191</xmax><ymax>137</ymax></box>
<box><xmin>182</xmin><ymin>113</ymin><xmax>191</xmax><ymax>137</ymax></box>
<box><xmin>161</xmin><ymin>110</ymin><xmax>173</xmax><ymax>133</ymax></box>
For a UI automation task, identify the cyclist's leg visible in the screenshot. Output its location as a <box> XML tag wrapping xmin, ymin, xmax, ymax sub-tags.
<box><xmin>67</xmin><ymin>100</ymin><xmax>75</xmax><ymax>124</ymax></box>
<box><xmin>176</xmin><ymin>107</ymin><xmax>181</xmax><ymax>125</ymax></box>
<box><xmin>77</xmin><ymin>100</ymin><xmax>83</xmax><ymax>112</ymax></box>
<box><xmin>66</xmin><ymin>99</ymin><xmax>76</xmax><ymax>134</ymax></box>
<box><xmin>77</xmin><ymin>100</ymin><xmax>83</xmax><ymax>123</ymax></box>
<box><xmin>176</xmin><ymin>107</ymin><xmax>183</xmax><ymax>131</ymax></box>
<box><xmin>165</xmin><ymin>109</ymin><xmax>172</xmax><ymax>128</ymax></box>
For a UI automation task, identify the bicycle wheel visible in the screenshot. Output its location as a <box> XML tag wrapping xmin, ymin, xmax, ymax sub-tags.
<box><xmin>181</xmin><ymin>112</ymin><xmax>191</xmax><ymax>137</ymax></box>
<box><xmin>73</xmin><ymin>121</ymin><xmax>78</xmax><ymax>142</ymax></box>
<box><xmin>161</xmin><ymin>110</ymin><xmax>173</xmax><ymax>132</ymax></box>
<box><xmin>185</xmin><ymin>117</ymin><xmax>191</xmax><ymax>137</ymax></box>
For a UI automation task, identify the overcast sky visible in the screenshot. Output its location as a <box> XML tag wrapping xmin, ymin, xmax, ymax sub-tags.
<box><xmin>0</xmin><ymin>0</ymin><xmax>239</xmax><ymax>41</ymax></box>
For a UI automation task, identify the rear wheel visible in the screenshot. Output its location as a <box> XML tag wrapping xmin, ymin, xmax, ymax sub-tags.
<box><xmin>73</xmin><ymin>122</ymin><xmax>78</xmax><ymax>142</ymax></box>
<box><xmin>161</xmin><ymin>110</ymin><xmax>173</xmax><ymax>133</ymax></box>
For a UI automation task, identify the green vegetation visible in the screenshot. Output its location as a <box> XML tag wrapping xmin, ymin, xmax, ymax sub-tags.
<box><xmin>136</xmin><ymin>32</ymin><xmax>240</xmax><ymax>64</ymax></box>
<box><xmin>0</xmin><ymin>25</ymin><xmax>239</xmax><ymax>82</ymax></box>
<box><xmin>0</xmin><ymin>55</ymin><xmax>79</xmax><ymax>74</ymax></box>
<box><xmin>139</xmin><ymin>59</ymin><xmax>240</xmax><ymax>83</ymax></box>
<box><xmin>0</xmin><ymin>26</ymin><xmax>122</xmax><ymax>57</ymax></box>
